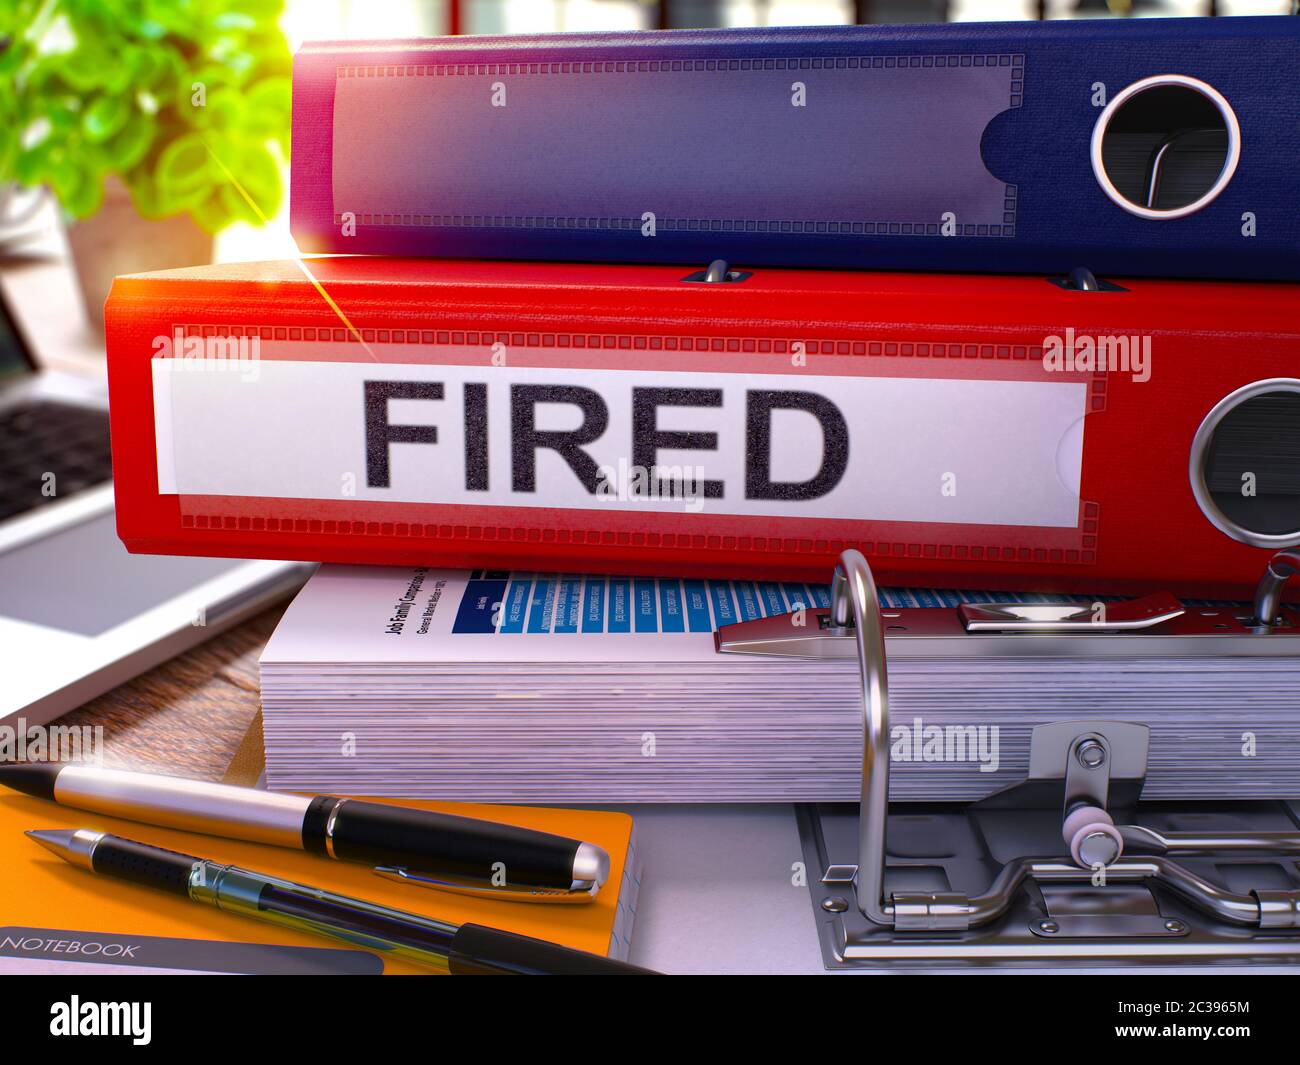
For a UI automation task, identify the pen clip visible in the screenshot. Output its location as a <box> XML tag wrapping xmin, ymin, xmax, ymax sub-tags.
<box><xmin>372</xmin><ymin>866</ymin><xmax>600</xmax><ymax>904</ymax></box>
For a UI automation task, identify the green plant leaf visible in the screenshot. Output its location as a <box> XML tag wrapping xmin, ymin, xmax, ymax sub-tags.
<box><xmin>82</xmin><ymin>94</ymin><xmax>130</xmax><ymax>143</ymax></box>
<box><xmin>224</xmin><ymin>139</ymin><xmax>281</xmax><ymax>219</ymax></box>
<box><xmin>203</xmin><ymin>88</ymin><xmax>248</xmax><ymax>132</ymax></box>
<box><xmin>125</xmin><ymin>170</ymin><xmax>163</xmax><ymax>218</ymax></box>
<box><xmin>213</xmin><ymin>12</ymin><xmax>258</xmax><ymax>33</ymax></box>
<box><xmin>6</xmin><ymin>0</ymin><xmax>290</xmax><ymax>224</ymax></box>
<box><xmin>189</xmin><ymin>188</ymin><xmax>232</xmax><ymax>234</ymax></box>
<box><xmin>58</xmin><ymin>48</ymin><xmax>110</xmax><ymax>93</ymax></box>
<box><xmin>155</xmin><ymin>132</ymin><xmax>212</xmax><ymax>196</ymax></box>
<box><xmin>243</xmin><ymin>76</ymin><xmax>290</xmax><ymax>137</ymax></box>
<box><xmin>144</xmin><ymin>46</ymin><xmax>186</xmax><ymax>94</ymax></box>
<box><xmin>130</xmin><ymin>165</ymin><xmax>205</xmax><ymax>220</ymax></box>
<box><xmin>217</xmin><ymin>180</ymin><xmax>260</xmax><ymax>227</ymax></box>
<box><xmin>232</xmin><ymin>0</ymin><xmax>287</xmax><ymax>21</ymax></box>
<box><xmin>13</xmin><ymin>149</ymin><xmax>46</xmax><ymax>188</ymax></box>
<box><xmin>104</xmin><ymin>113</ymin><xmax>154</xmax><ymax>171</ymax></box>
<box><xmin>46</xmin><ymin>148</ymin><xmax>107</xmax><ymax>219</ymax></box>
<box><xmin>156</xmin><ymin>179</ymin><xmax>210</xmax><ymax>218</ymax></box>
<box><xmin>142</xmin><ymin>0</ymin><xmax>202</xmax><ymax>37</ymax></box>
<box><xmin>63</xmin><ymin>169</ymin><xmax>105</xmax><ymax>218</ymax></box>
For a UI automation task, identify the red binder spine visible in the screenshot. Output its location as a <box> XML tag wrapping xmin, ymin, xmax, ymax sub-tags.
<box><xmin>106</xmin><ymin>260</ymin><xmax>1300</xmax><ymax>599</ymax></box>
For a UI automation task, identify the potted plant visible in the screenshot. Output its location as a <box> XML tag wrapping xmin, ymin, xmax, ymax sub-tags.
<box><xmin>0</xmin><ymin>0</ymin><xmax>291</xmax><ymax>326</ymax></box>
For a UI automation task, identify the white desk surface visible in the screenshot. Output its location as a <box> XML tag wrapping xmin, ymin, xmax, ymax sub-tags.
<box><xmin>618</xmin><ymin>805</ymin><xmax>824</xmax><ymax>975</ymax></box>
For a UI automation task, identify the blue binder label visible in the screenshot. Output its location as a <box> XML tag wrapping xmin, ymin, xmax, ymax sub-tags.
<box><xmin>500</xmin><ymin>575</ymin><xmax>533</xmax><ymax>633</ymax></box>
<box><xmin>332</xmin><ymin>56</ymin><xmax>1020</xmax><ymax>238</ymax></box>
<box><xmin>582</xmin><ymin>578</ymin><xmax>606</xmax><ymax>633</ymax></box>
<box><xmin>683</xmin><ymin>580</ymin><xmax>713</xmax><ymax>633</ymax></box>
<box><xmin>554</xmin><ymin>577</ymin><xmax>583</xmax><ymax>633</ymax></box>
<box><xmin>658</xmin><ymin>581</ymin><xmax>685</xmax><ymax>634</ymax></box>
<box><xmin>448</xmin><ymin>570</ymin><xmax>1096</xmax><ymax>635</ymax></box>
<box><xmin>633</xmin><ymin>579</ymin><xmax>658</xmax><ymax>632</ymax></box>
<box><xmin>608</xmin><ymin>579</ymin><xmax>632</xmax><ymax>633</ymax></box>
<box><xmin>451</xmin><ymin>572</ymin><xmax>833</xmax><ymax>635</ymax></box>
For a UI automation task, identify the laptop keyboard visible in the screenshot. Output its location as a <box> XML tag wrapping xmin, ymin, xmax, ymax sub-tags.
<box><xmin>0</xmin><ymin>401</ymin><xmax>113</xmax><ymax>522</ymax></box>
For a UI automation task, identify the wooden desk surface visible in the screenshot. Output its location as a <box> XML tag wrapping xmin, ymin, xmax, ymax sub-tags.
<box><xmin>53</xmin><ymin>606</ymin><xmax>288</xmax><ymax>782</ymax></box>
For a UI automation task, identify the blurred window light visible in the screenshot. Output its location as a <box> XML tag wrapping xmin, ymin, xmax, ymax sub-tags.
<box><xmin>562</xmin><ymin>0</ymin><xmax>653</xmax><ymax>29</ymax></box>
<box><xmin>283</xmin><ymin>1</ymin><xmax>448</xmax><ymax>49</ymax></box>
<box><xmin>665</xmin><ymin>1</ymin><xmax>761</xmax><ymax>25</ymax></box>
<box><xmin>1218</xmin><ymin>0</ymin><xmax>1294</xmax><ymax>12</ymax></box>
<box><xmin>949</xmin><ymin>0</ymin><xmax>1038</xmax><ymax>18</ymax></box>
<box><xmin>856</xmin><ymin>1</ymin><xmax>950</xmax><ymax>20</ymax></box>
<box><xmin>284</xmin><ymin>0</ymin><xmax>1300</xmax><ymax>40</ymax></box>
<box><xmin>665</xmin><ymin>1</ymin><xmax>955</xmax><ymax>25</ymax></box>
<box><xmin>765</xmin><ymin>1</ymin><xmax>854</xmax><ymax>24</ymax></box>
<box><xmin>466</xmin><ymin>0</ymin><xmax>652</xmax><ymax>33</ymax></box>
<box><xmin>662</xmin><ymin>1</ymin><xmax>848</xmax><ymax>26</ymax></box>
<box><xmin>1042</xmin><ymin>0</ymin><xmax>1211</xmax><ymax>17</ymax></box>
<box><xmin>466</xmin><ymin>0</ymin><xmax>554</xmax><ymax>32</ymax></box>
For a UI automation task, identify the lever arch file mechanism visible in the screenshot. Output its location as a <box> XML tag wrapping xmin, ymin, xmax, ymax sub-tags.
<box><xmin>717</xmin><ymin>549</ymin><xmax>1300</xmax><ymax>969</ymax></box>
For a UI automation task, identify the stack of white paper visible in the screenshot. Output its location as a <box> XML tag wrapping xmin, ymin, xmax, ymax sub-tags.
<box><xmin>260</xmin><ymin>566</ymin><xmax>1300</xmax><ymax>803</ymax></box>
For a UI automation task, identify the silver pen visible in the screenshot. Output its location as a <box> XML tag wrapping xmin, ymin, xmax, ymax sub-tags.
<box><xmin>1</xmin><ymin>764</ymin><xmax>608</xmax><ymax>903</ymax></box>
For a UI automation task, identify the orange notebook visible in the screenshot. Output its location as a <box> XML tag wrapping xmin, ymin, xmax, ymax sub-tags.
<box><xmin>0</xmin><ymin>792</ymin><xmax>639</xmax><ymax>975</ymax></box>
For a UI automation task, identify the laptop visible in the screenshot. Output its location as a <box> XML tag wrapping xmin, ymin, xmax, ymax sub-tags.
<box><xmin>0</xmin><ymin>282</ymin><xmax>310</xmax><ymax>727</ymax></box>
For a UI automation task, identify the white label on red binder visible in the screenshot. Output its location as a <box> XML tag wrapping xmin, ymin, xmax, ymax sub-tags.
<box><xmin>151</xmin><ymin>355</ymin><xmax>1086</xmax><ymax>528</ymax></box>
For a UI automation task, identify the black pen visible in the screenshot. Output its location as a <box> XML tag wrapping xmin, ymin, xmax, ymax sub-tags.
<box><xmin>0</xmin><ymin>765</ymin><xmax>607</xmax><ymax>902</ymax></box>
<box><xmin>27</xmin><ymin>829</ymin><xmax>655</xmax><ymax>975</ymax></box>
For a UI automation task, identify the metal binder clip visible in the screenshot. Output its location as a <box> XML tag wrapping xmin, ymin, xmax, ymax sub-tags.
<box><xmin>680</xmin><ymin>259</ymin><xmax>751</xmax><ymax>284</ymax></box>
<box><xmin>1144</xmin><ymin>127</ymin><xmax>1224</xmax><ymax>210</ymax></box>
<box><xmin>957</xmin><ymin>592</ymin><xmax>1183</xmax><ymax>632</ymax></box>
<box><xmin>1049</xmin><ymin>267</ymin><xmax>1127</xmax><ymax>292</ymax></box>
<box><xmin>1253</xmin><ymin>549</ymin><xmax>1300</xmax><ymax>627</ymax></box>
<box><xmin>720</xmin><ymin>549</ymin><xmax>1300</xmax><ymax>968</ymax></box>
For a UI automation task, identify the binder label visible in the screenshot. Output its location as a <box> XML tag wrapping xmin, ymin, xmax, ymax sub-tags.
<box><xmin>152</xmin><ymin>353</ymin><xmax>1087</xmax><ymax>529</ymax></box>
<box><xmin>451</xmin><ymin>572</ymin><xmax>825</xmax><ymax>635</ymax></box>
<box><xmin>330</xmin><ymin>57</ymin><xmax>1020</xmax><ymax>237</ymax></box>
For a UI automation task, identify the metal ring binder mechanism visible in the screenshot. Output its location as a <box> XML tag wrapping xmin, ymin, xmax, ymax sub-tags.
<box><xmin>717</xmin><ymin>549</ymin><xmax>1300</xmax><ymax>969</ymax></box>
